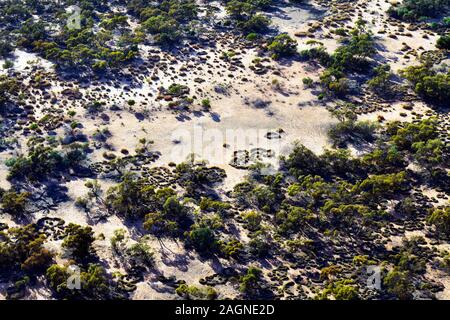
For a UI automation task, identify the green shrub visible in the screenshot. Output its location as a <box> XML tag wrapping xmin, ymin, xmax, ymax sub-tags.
<box><xmin>199</xmin><ymin>197</ymin><xmax>231</xmax><ymax>215</ymax></box>
<box><xmin>327</xmin><ymin>103</ymin><xmax>377</xmax><ymax>147</ymax></box>
<box><xmin>219</xmin><ymin>239</ymin><xmax>243</xmax><ymax>258</ymax></box>
<box><xmin>318</xmin><ymin>279</ymin><xmax>359</xmax><ymax>300</ymax></box>
<box><xmin>0</xmin><ymin>41</ymin><xmax>13</xmax><ymax>58</ymax></box>
<box><xmin>241</xmin><ymin>210</ymin><xmax>262</xmax><ymax>231</ymax></box>
<box><xmin>62</xmin><ymin>224</ymin><xmax>95</xmax><ymax>260</ymax></box>
<box><xmin>239</xmin><ymin>267</ymin><xmax>262</xmax><ymax>293</ymax></box>
<box><xmin>412</xmin><ymin>138</ymin><xmax>445</xmax><ymax>169</ymax></box>
<box><xmin>400</xmin><ymin>64</ymin><xmax>450</xmax><ymax>103</ymax></box>
<box><xmin>282</xmin><ymin>142</ymin><xmax>325</xmax><ymax>177</ymax></box>
<box><xmin>302</xmin><ymin>77</ymin><xmax>313</xmax><ymax>87</ymax></box>
<box><xmin>383</xmin><ymin>268</ymin><xmax>413</xmax><ymax>300</ymax></box>
<box><xmin>1</xmin><ymin>190</ymin><xmax>30</xmax><ymax>216</ymax></box>
<box><xmin>267</xmin><ymin>34</ymin><xmax>297</xmax><ymax>58</ymax></box>
<box><xmin>142</xmin><ymin>15</ymin><xmax>181</xmax><ymax>45</ymax></box>
<box><xmin>427</xmin><ymin>206</ymin><xmax>450</xmax><ymax>237</ymax></box>
<box><xmin>46</xmin><ymin>263</ymin><xmax>112</xmax><ymax>299</ymax></box>
<box><xmin>436</xmin><ymin>34</ymin><xmax>450</xmax><ymax>49</ymax></box>
<box><xmin>328</xmin><ymin>120</ymin><xmax>377</xmax><ymax>148</ymax></box>
<box><xmin>175</xmin><ymin>284</ymin><xmax>217</xmax><ymax>300</ymax></box>
<box><xmin>248</xmin><ymin>235</ymin><xmax>270</xmax><ymax>257</ymax></box>
<box><xmin>143</xmin><ymin>195</ymin><xmax>192</xmax><ymax>236</ymax></box>
<box><xmin>201</xmin><ymin>98</ymin><xmax>211</xmax><ymax>109</ymax></box>
<box><xmin>246</xmin><ymin>32</ymin><xmax>259</xmax><ymax>41</ymax></box>
<box><xmin>188</xmin><ymin>226</ymin><xmax>216</xmax><ymax>252</ymax></box>
<box><xmin>238</xmin><ymin>14</ymin><xmax>271</xmax><ymax>33</ymax></box>
<box><xmin>0</xmin><ymin>224</ymin><xmax>53</xmax><ymax>274</ymax></box>
<box><xmin>353</xmin><ymin>171</ymin><xmax>408</xmax><ymax>201</ymax></box>
<box><xmin>388</xmin><ymin>0</ymin><xmax>449</xmax><ymax>21</ymax></box>
<box><xmin>367</xmin><ymin>64</ymin><xmax>394</xmax><ymax>94</ymax></box>
<box><xmin>226</xmin><ymin>0</ymin><xmax>255</xmax><ymax>20</ymax></box>
<box><xmin>389</xmin><ymin>118</ymin><xmax>438</xmax><ymax>150</ymax></box>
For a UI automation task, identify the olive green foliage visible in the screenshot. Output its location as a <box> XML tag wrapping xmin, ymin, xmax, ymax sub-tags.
<box><xmin>388</xmin><ymin>0</ymin><xmax>450</xmax><ymax>21</ymax></box>
<box><xmin>46</xmin><ymin>263</ymin><xmax>113</xmax><ymax>299</ymax></box>
<box><xmin>133</xmin><ymin>0</ymin><xmax>198</xmax><ymax>45</ymax></box>
<box><xmin>302</xmin><ymin>77</ymin><xmax>314</xmax><ymax>87</ymax></box>
<box><xmin>436</xmin><ymin>34</ymin><xmax>450</xmax><ymax>49</ymax></box>
<box><xmin>427</xmin><ymin>206</ymin><xmax>450</xmax><ymax>237</ymax></box>
<box><xmin>353</xmin><ymin>171</ymin><xmax>408</xmax><ymax>202</ymax></box>
<box><xmin>239</xmin><ymin>267</ymin><xmax>263</xmax><ymax>294</ymax></box>
<box><xmin>248</xmin><ymin>234</ymin><xmax>270</xmax><ymax>257</ymax></box>
<box><xmin>225</xmin><ymin>0</ymin><xmax>255</xmax><ymax>19</ymax></box>
<box><xmin>386</xmin><ymin>118</ymin><xmax>446</xmax><ymax>169</ymax></box>
<box><xmin>388</xmin><ymin>118</ymin><xmax>438</xmax><ymax>150</ymax></box>
<box><xmin>218</xmin><ymin>239</ymin><xmax>244</xmax><ymax>258</ymax></box>
<box><xmin>0</xmin><ymin>76</ymin><xmax>20</xmax><ymax>113</ymax></box>
<box><xmin>241</xmin><ymin>210</ymin><xmax>262</xmax><ymax>231</ymax></box>
<box><xmin>267</xmin><ymin>34</ymin><xmax>297</xmax><ymax>58</ymax></box>
<box><xmin>412</xmin><ymin>138</ymin><xmax>445</xmax><ymax>169</ymax></box>
<box><xmin>167</xmin><ymin>83</ymin><xmax>189</xmax><ymax>96</ymax></box>
<box><xmin>0</xmin><ymin>0</ymin><xmax>204</xmax><ymax>72</ymax></box>
<box><xmin>299</xmin><ymin>44</ymin><xmax>332</xmax><ymax>65</ymax></box>
<box><xmin>1</xmin><ymin>190</ymin><xmax>30</xmax><ymax>217</ymax></box>
<box><xmin>9</xmin><ymin>1</ymin><xmax>138</xmax><ymax>71</ymax></box>
<box><xmin>106</xmin><ymin>172</ymin><xmax>193</xmax><ymax>235</ymax></box>
<box><xmin>301</xmin><ymin>19</ymin><xmax>376</xmax><ymax>96</ymax></box>
<box><xmin>400</xmin><ymin>63</ymin><xmax>450</xmax><ymax>103</ymax></box>
<box><xmin>362</xmin><ymin>145</ymin><xmax>406</xmax><ymax>173</ymax></box>
<box><xmin>225</xmin><ymin>0</ymin><xmax>273</xmax><ymax>29</ymax></box>
<box><xmin>332</xmin><ymin>19</ymin><xmax>376</xmax><ymax>71</ymax></box>
<box><xmin>6</xmin><ymin>140</ymin><xmax>88</xmax><ymax>181</ymax></box>
<box><xmin>392</xmin><ymin>239</ymin><xmax>428</xmax><ymax>274</ymax></box>
<box><xmin>367</xmin><ymin>64</ymin><xmax>395</xmax><ymax>94</ymax></box>
<box><xmin>174</xmin><ymin>161</ymin><xmax>226</xmax><ymax>196</ymax></box>
<box><xmin>275</xmin><ymin>205</ymin><xmax>315</xmax><ymax>235</ymax></box>
<box><xmin>199</xmin><ymin>197</ymin><xmax>231</xmax><ymax>215</ymax></box>
<box><xmin>281</xmin><ymin>143</ymin><xmax>325</xmax><ymax>177</ymax></box>
<box><xmin>188</xmin><ymin>226</ymin><xmax>217</xmax><ymax>251</ymax></box>
<box><xmin>127</xmin><ymin>240</ymin><xmax>155</xmax><ymax>266</ymax></box>
<box><xmin>106</xmin><ymin>173</ymin><xmax>159</xmax><ymax>219</ymax></box>
<box><xmin>0</xmin><ymin>224</ymin><xmax>53</xmax><ymax>274</ymax></box>
<box><xmin>62</xmin><ymin>223</ymin><xmax>95</xmax><ymax>260</ymax></box>
<box><xmin>327</xmin><ymin>103</ymin><xmax>378</xmax><ymax>148</ymax></box>
<box><xmin>275</xmin><ymin>120</ymin><xmax>446</xmax><ymax>236</ymax></box>
<box><xmin>106</xmin><ymin>173</ymin><xmax>180</xmax><ymax>219</ymax></box>
<box><xmin>238</xmin><ymin>14</ymin><xmax>271</xmax><ymax>33</ymax></box>
<box><xmin>383</xmin><ymin>268</ymin><xmax>414</xmax><ymax>299</ymax></box>
<box><xmin>143</xmin><ymin>195</ymin><xmax>192</xmax><ymax>236</ymax></box>
<box><xmin>317</xmin><ymin>279</ymin><xmax>359</xmax><ymax>300</ymax></box>
<box><xmin>175</xmin><ymin>283</ymin><xmax>217</xmax><ymax>300</ymax></box>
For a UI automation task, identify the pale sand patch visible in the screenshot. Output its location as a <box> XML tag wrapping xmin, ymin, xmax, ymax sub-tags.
<box><xmin>0</xmin><ymin>49</ymin><xmax>53</xmax><ymax>74</ymax></box>
<box><xmin>268</xmin><ymin>1</ymin><xmax>327</xmax><ymax>37</ymax></box>
<box><xmin>131</xmin><ymin>237</ymin><xmax>240</xmax><ymax>300</ymax></box>
<box><xmin>0</xmin><ymin>152</ymin><xmax>11</xmax><ymax>190</ymax></box>
<box><xmin>359</xmin><ymin>101</ymin><xmax>431</xmax><ymax>123</ymax></box>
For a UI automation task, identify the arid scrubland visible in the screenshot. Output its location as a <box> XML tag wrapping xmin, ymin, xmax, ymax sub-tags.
<box><xmin>0</xmin><ymin>0</ymin><xmax>449</xmax><ymax>300</ymax></box>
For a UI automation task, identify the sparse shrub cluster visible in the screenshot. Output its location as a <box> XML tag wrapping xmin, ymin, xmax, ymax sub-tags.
<box><xmin>130</xmin><ymin>0</ymin><xmax>198</xmax><ymax>45</ymax></box>
<box><xmin>301</xmin><ymin>19</ymin><xmax>376</xmax><ymax>97</ymax></box>
<box><xmin>6</xmin><ymin>139</ymin><xmax>89</xmax><ymax>182</ymax></box>
<box><xmin>0</xmin><ymin>224</ymin><xmax>53</xmax><ymax>275</ymax></box>
<box><xmin>267</xmin><ymin>34</ymin><xmax>297</xmax><ymax>59</ymax></box>
<box><xmin>388</xmin><ymin>0</ymin><xmax>450</xmax><ymax>21</ymax></box>
<box><xmin>400</xmin><ymin>63</ymin><xmax>450</xmax><ymax>103</ymax></box>
<box><xmin>225</xmin><ymin>0</ymin><xmax>272</xmax><ymax>34</ymax></box>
